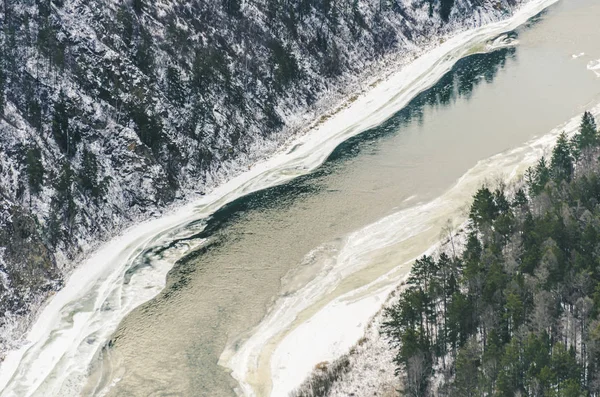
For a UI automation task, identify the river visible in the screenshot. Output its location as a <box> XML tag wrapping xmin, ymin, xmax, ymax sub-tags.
<box><xmin>99</xmin><ymin>1</ymin><xmax>600</xmax><ymax>396</ymax></box>
<box><xmin>2</xmin><ymin>0</ymin><xmax>600</xmax><ymax>396</ymax></box>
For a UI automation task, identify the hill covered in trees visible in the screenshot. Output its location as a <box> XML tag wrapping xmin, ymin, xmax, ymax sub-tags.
<box><xmin>384</xmin><ymin>112</ymin><xmax>600</xmax><ymax>396</ymax></box>
<box><xmin>0</xmin><ymin>0</ymin><xmax>529</xmax><ymax>345</ymax></box>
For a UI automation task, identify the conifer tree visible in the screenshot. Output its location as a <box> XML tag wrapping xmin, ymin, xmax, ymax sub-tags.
<box><xmin>135</xmin><ymin>26</ymin><xmax>155</xmax><ymax>77</ymax></box>
<box><xmin>550</xmin><ymin>132</ymin><xmax>573</xmax><ymax>182</ymax></box>
<box><xmin>133</xmin><ymin>0</ymin><xmax>144</xmax><ymax>14</ymax></box>
<box><xmin>440</xmin><ymin>0</ymin><xmax>455</xmax><ymax>22</ymax></box>
<box><xmin>80</xmin><ymin>148</ymin><xmax>101</xmax><ymax>197</ymax></box>
<box><xmin>512</xmin><ymin>188</ymin><xmax>528</xmax><ymax>208</ymax></box>
<box><xmin>25</xmin><ymin>146</ymin><xmax>44</xmax><ymax>195</ymax></box>
<box><xmin>130</xmin><ymin>104</ymin><xmax>164</xmax><ymax>154</ymax></box>
<box><xmin>54</xmin><ymin>162</ymin><xmax>77</xmax><ymax>234</ymax></box>
<box><xmin>222</xmin><ymin>0</ymin><xmax>241</xmax><ymax>16</ymax></box>
<box><xmin>526</xmin><ymin>157</ymin><xmax>550</xmax><ymax>196</ymax></box>
<box><xmin>46</xmin><ymin>162</ymin><xmax>77</xmax><ymax>244</ymax></box>
<box><xmin>269</xmin><ymin>40</ymin><xmax>299</xmax><ymax>91</ymax></box>
<box><xmin>469</xmin><ymin>187</ymin><xmax>498</xmax><ymax>227</ymax></box>
<box><xmin>166</xmin><ymin>64</ymin><xmax>185</xmax><ymax>106</ymax></box>
<box><xmin>52</xmin><ymin>92</ymin><xmax>77</xmax><ymax>156</ymax></box>
<box><xmin>117</xmin><ymin>6</ymin><xmax>134</xmax><ymax>48</ymax></box>
<box><xmin>572</xmin><ymin>111</ymin><xmax>598</xmax><ymax>157</ymax></box>
<box><xmin>0</xmin><ymin>53</ymin><xmax>5</xmax><ymax>117</ymax></box>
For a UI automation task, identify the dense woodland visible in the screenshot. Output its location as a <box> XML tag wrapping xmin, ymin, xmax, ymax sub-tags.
<box><xmin>384</xmin><ymin>112</ymin><xmax>600</xmax><ymax>396</ymax></box>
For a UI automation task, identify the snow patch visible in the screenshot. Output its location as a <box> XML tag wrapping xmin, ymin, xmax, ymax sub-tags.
<box><xmin>588</xmin><ymin>59</ymin><xmax>600</xmax><ymax>77</ymax></box>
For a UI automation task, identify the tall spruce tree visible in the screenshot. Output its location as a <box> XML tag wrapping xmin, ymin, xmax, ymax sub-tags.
<box><xmin>51</xmin><ymin>92</ymin><xmax>78</xmax><ymax>156</ymax></box>
<box><xmin>25</xmin><ymin>146</ymin><xmax>44</xmax><ymax>195</ymax></box>
<box><xmin>550</xmin><ymin>132</ymin><xmax>573</xmax><ymax>182</ymax></box>
<box><xmin>572</xmin><ymin>111</ymin><xmax>598</xmax><ymax>158</ymax></box>
<box><xmin>469</xmin><ymin>187</ymin><xmax>498</xmax><ymax>228</ymax></box>
<box><xmin>0</xmin><ymin>50</ymin><xmax>5</xmax><ymax>117</ymax></box>
<box><xmin>80</xmin><ymin>148</ymin><xmax>101</xmax><ymax>197</ymax></box>
<box><xmin>135</xmin><ymin>26</ymin><xmax>155</xmax><ymax>77</ymax></box>
<box><xmin>165</xmin><ymin>64</ymin><xmax>185</xmax><ymax>106</ymax></box>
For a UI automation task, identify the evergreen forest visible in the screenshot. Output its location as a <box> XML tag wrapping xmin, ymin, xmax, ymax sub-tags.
<box><xmin>384</xmin><ymin>112</ymin><xmax>600</xmax><ymax>397</ymax></box>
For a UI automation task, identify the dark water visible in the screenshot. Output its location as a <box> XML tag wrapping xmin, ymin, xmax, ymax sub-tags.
<box><xmin>179</xmin><ymin>47</ymin><xmax>515</xmax><ymax>249</ymax></box>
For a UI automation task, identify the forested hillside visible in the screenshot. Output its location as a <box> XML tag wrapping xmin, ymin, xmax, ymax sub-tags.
<box><xmin>0</xmin><ymin>0</ymin><xmax>525</xmax><ymax>346</ymax></box>
<box><xmin>384</xmin><ymin>112</ymin><xmax>600</xmax><ymax>396</ymax></box>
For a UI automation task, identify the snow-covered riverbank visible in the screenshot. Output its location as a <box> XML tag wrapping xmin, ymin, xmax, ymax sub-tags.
<box><xmin>219</xmin><ymin>0</ymin><xmax>561</xmax><ymax>395</ymax></box>
<box><xmin>0</xmin><ymin>0</ymin><xmax>561</xmax><ymax>395</ymax></box>
<box><xmin>290</xmin><ymin>101</ymin><xmax>600</xmax><ymax>396</ymax></box>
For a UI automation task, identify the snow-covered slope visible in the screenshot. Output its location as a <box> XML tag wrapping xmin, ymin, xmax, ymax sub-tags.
<box><xmin>0</xmin><ymin>0</ymin><xmax>527</xmax><ymax>349</ymax></box>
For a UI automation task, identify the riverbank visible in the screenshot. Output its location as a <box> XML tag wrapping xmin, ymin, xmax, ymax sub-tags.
<box><xmin>0</xmin><ymin>0</ymin><xmax>534</xmax><ymax>359</ymax></box>
<box><xmin>295</xmin><ymin>102</ymin><xmax>600</xmax><ymax>396</ymax></box>
<box><xmin>0</xmin><ymin>0</ymin><xmax>562</xmax><ymax>395</ymax></box>
<box><xmin>221</xmin><ymin>1</ymin><xmax>569</xmax><ymax>395</ymax></box>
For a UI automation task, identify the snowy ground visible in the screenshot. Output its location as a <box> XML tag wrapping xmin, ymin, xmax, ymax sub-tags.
<box><xmin>322</xmin><ymin>229</ymin><xmax>470</xmax><ymax>397</ymax></box>
<box><xmin>0</xmin><ymin>0</ymin><xmax>566</xmax><ymax>396</ymax></box>
<box><xmin>0</xmin><ymin>0</ymin><xmax>534</xmax><ymax>354</ymax></box>
<box><xmin>327</xmin><ymin>295</ymin><xmax>402</xmax><ymax>397</ymax></box>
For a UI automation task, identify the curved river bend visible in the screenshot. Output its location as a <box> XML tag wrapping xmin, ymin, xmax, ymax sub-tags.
<box><xmin>100</xmin><ymin>2</ymin><xmax>600</xmax><ymax>396</ymax></box>
<box><xmin>2</xmin><ymin>0</ymin><xmax>600</xmax><ymax>396</ymax></box>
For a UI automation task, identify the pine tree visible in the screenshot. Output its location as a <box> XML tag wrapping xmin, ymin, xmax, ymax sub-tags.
<box><xmin>80</xmin><ymin>148</ymin><xmax>102</xmax><ymax>197</ymax></box>
<box><xmin>117</xmin><ymin>6</ymin><xmax>135</xmax><ymax>48</ymax></box>
<box><xmin>52</xmin><ymin>92</ymin><xmax>77</xmax><ymax>156</ymax></box>
<box><xmin>408</xmin><ymin>255</ymin><xmax>436</xmax><ymax>291</ymax></box>
<box><xmin>24</xmin><ymin>79</ymin><xmax>43</xmax><ymax>132</ymax></box>
<box><xmin>572</xmin><ymin>111</ymin><xmax>598</xmax><ymax>157</ymax></box>
<box><xmin>550</xmin><ymin>132</ymin><xmax>573</xmax><ymax>182</ymax></box>
<box><xmin>130</xmin><ymin>104</ymin><xmax>164</xmax><ymax>154</ymax></box>
<box><xmin>45</xmin><ymin>205</ymin><xmax>61</xmax><ymax>247</ymax></box>
<box><xmin>526</xmin><ymin>157</ymin><xmax>550</xmax><ymax>196</ymax></box>
<box><xmin>25</xmin><ymin>146</ymin><xmax>44</xmax><ymax>195</ymax></box>
<box><xmin>135</xmin><ymin>26</ymin><xmax>155</xmax><ymax>77</ymax></box>
<box><xmin>46</xmin><ymin>162</ymin><xmax>77</xmax><ymax>244</ymax></box>
<box><xmin>54</xmin><ymin>162</ymin><xmax>77</xmax><ymax>234</ymax></box>
<box><xmin>469</xmin><ymin>187</ymin><xmax>498</xmax><ymax>227</ymax></box>
<box><xmin>166</xmin><ymin>64</ymin><xmax>185</xmax><ymax>106</ymax></box>
<box><xmin>323</xmin><ymin>40</ymin><xmax>341</xmax><ymax>77</ymax></box>
<box><xmin>269</xmin><ymin>40</ymin><xmax>299</xmax><ymax>91</ymax></box>
<box><xmin>0</xmin><ymin>51</ymin><xmax>5</xmax><ymax>117</ymax></box>
<box><xmin>512</xmin><ymin>188</ymin><xmax>528</xmax><ymax>208</ymax></box>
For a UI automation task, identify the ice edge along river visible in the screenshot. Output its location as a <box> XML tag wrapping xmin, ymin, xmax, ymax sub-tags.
<box><xmin>0</xmin><ymin>0</ymin><xmax>562</xmax><ymax>395</ymax></box>
<box><xmin>224</xmin><ymin>0</ymin><xmax>575</xmax><ymax>395</ymax></box>
<box><xmin>259</xmin><ymin>102</ymin><xmax>600</xmax><ymax>397</ymax></box>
